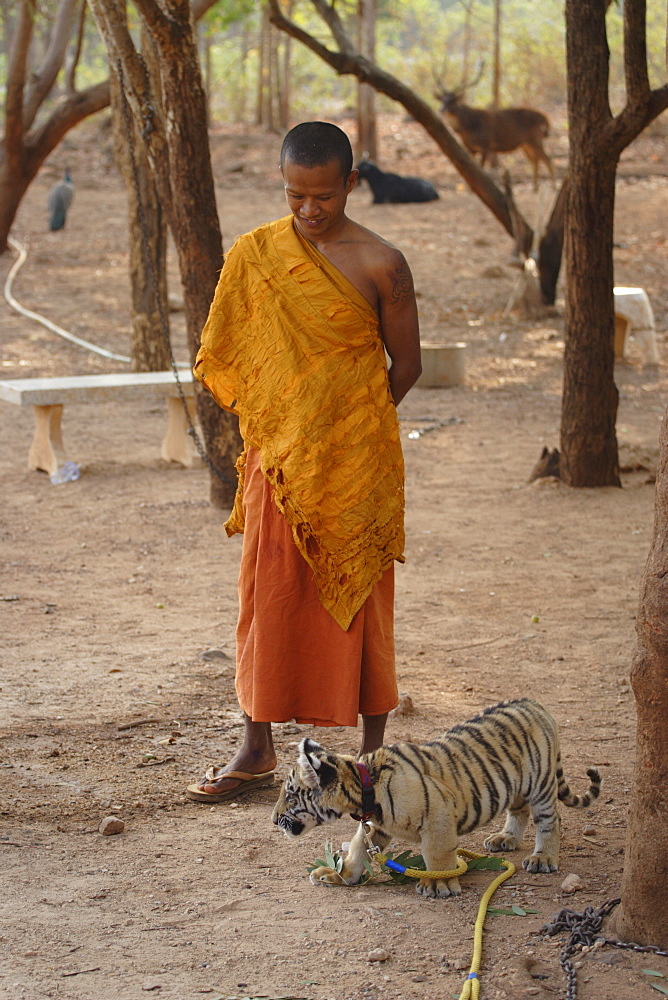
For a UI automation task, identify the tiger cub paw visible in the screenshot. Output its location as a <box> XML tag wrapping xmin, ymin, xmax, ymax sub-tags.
<box><xmin>483</xmin><ymin>832</ymin><xmax>519</xmax><ymax>852</ymax></box>
<box><xmin>416</xmin><ymin>876</ymin><xmax>462</xmax><ymax>899</ymax></box>
<box><xmin>522</xmin><ymin>853</ymin><xmax>558</xmax><ymax>874</ymax></box>
<box><xmin>309</xmin><ymin>865</ymin><xmax>346</xmax><ymax>886</ymax></box>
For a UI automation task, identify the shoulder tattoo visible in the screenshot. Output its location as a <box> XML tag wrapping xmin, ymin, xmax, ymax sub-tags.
<box><xmin>388</xmin><ymin>258</ymin><xmax>414</xmax><ymax>306</ymax></box>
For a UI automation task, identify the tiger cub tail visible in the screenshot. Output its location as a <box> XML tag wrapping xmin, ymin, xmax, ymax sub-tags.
<box><xmin>557</xmin><ymin>761</ymin><xmax>602</xmax><ymax>809</ymax></box>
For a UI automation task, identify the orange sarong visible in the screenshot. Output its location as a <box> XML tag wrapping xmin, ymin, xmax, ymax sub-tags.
<box><xmin>236</xmin><ymin>449</ymin><xmax>397</xmax><ymax>727</ymax></box>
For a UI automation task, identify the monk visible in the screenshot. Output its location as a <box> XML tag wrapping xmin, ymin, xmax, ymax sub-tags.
<box><xmin>186</xmin><ymin>121</ymin><xmax>422</xmax><ymax>803</ymax></box>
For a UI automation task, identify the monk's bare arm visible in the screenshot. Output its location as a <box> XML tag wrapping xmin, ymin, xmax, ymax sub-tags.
<box><xmin>376</xmin><ymin>250</ymin><xmax>422</xmax><ymax>406</ymax></box>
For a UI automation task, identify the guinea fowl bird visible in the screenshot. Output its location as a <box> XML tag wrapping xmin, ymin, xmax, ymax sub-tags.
<box><xmin>48</xmin><ymin>169</ymin><xmax>74</xmax><ymax>231</ymax></box>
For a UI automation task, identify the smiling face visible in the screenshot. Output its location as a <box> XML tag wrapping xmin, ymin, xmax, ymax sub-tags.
<box><xmin>282</xmin><ymin>157</ymin><xmax>358</xmax><ymax>243</ymax></box>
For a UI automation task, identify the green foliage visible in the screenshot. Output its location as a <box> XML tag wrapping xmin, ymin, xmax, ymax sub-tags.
<box><xmin>381</xmin><ymin>849</ymin><xmax>427</xmax><ymax>884</ymax></box>
<box><xmin>465</xmin><ymin>855</ymin><xmax>507</xmax><ymax>871</ymax></box>
<box><xmin>644</xmin><ymin>970</ymin><xmax>668</xmax><ymax>995</ymax></box>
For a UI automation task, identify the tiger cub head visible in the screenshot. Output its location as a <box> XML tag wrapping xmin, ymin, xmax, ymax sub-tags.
<box><xmin>272</xmin><ymin>738</ymin><xmax>351</xmax><ymax>838</ymax></box>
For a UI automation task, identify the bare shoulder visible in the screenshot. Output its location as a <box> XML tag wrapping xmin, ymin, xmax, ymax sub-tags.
<box><xmin>347</xmin><ymin>218</ymin><xmax>403</xmax><ymax>261</ymax></box>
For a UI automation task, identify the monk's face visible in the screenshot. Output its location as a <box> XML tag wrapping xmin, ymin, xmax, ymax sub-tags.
<box><xmin>282</xmin><ymin>157</ymin><xmax>358</xmax><ymax>242</ymax></box>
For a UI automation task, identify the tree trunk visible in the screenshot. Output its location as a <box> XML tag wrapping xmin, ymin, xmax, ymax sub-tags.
<box><xmin>110</xmin><ymin>52</ymin><xmax>171</xmax><ymax>373</ymax></box>
<box><xmin>560</xmin><ymin>156</ymin><xmax>620</xmax><ymax>487</ymax></box>
<box><xmin>560</xmin><ymin>0</ymin><xmax>621</xmax><ymax>488</ymax></box>
<box><xmin>152</xmin><ymin>7</ymin><xmax>241</xmax><ymax>507</ymax></box>
<box><xmin>492</xmin><ymin>0</ymin><xmax>501</xmax><ymax>108</ymax></box>
<box><xmin>89</xmin><ymin>0</ymin><xmax>242</xmax><ymax>508</ymax></box>
<box><xmin>356</xmin><ymin>0</ymin><xmax>377</xmax><ymax>160</ymax></box>
<box><xmin>278</xmin><ymin>5</ymin><xmax>292</xmax><ymax>130</ymax></box>
<box><xmin>607</xmin><ymin>409</ymin><xmax>668</xmax><ymax>949</ymax></box>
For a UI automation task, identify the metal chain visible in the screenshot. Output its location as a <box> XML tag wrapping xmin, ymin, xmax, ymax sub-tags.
<box><xmin>539</xmin><ymin>897</ymin><xmax>668</xmax><ymax>1000</ymax></box>
<box><xmin>115</xmin><ymin>58</ymin><xmax>234</xmax><ymax>487</ymax></box>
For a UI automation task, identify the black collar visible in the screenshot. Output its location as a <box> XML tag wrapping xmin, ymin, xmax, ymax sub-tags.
<box><xmin>350</xmin><ymin>760</ymin><xmax>375</xmax><ymax>822</ymax></box>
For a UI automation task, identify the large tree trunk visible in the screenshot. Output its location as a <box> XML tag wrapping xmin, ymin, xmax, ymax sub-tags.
<box><xmin>559</xmin><ymin>0</ymin><xmax>621</xmax><ymax>488</ymax></box>
<box><xmin>560</xmin><ymin>156</ymin><xmax>620</xmax><ymax>486</ymax></box>
<box><xmin>608</xmin><ymin>409</ymin><xmax>668</xmax><ymax>949</ymax></box>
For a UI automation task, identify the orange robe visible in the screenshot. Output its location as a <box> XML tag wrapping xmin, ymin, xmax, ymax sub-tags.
<box><xmin>194</xmin><ymin>215</ymin><xmax>404</xmax><ymax>725</ymax></box>
<box><xmin>236</xmin><ymin>448</ymin><xmax>397</xmax><ymax>727</ymax></box>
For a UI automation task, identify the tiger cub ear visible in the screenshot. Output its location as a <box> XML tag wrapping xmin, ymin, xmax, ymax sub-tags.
<box><xmin>297</xmin><ymin>738</ymin><xmax>335</xmax><ymax>789</ymax></box>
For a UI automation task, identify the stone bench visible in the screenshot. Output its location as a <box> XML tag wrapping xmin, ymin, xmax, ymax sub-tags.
<box><xmin>0</xmin><ymin>370</ymin><xmax>198</xmax><ymax>477</ymax></box>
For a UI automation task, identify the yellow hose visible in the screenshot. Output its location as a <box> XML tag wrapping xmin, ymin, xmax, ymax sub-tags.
<box><xmin>373</xmin><ymin>847</ymin><xmax>516</xmax><ymax>1000</ymax></box>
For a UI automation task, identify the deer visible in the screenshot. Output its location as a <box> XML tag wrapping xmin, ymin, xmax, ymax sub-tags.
<box><xmin>435</xmin><ymin>82</ymin><xmax>554</xmax><ymax>190</ymax></box>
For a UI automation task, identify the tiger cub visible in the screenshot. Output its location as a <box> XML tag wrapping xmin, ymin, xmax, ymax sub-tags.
<box><xmin>272</xmin><ymin>698</ymin><xmax>601</xmax><ymax>899</ymax></box>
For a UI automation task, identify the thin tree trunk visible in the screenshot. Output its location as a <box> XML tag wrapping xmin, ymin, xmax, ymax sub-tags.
<box><xmin>492</xmin><ymin>0</ymin><xmax>501</xmax><ymax>108</ymax></box>
<box><xmin>110</xmin><ymin>37</ymin><xmax>171</xmax><ymax>373</ymax></box>
<box><xmin>356</xmin><ymin>0</ymin><xmax>377</xmax><ymax>160</ymax></box>
<box><xmin>88</xmin><ymin>0</ymin><xmax>242</xmax><ymax>508</ymax></box>
<box><xmin>607</xmin><ymin>408</ymin><xmax>668</xmax><ymax>949</ymax></box>
<box><xmin>278</xmin><ymin>6</ymin><xmax>292</xmax><ymax>129</ymax></box>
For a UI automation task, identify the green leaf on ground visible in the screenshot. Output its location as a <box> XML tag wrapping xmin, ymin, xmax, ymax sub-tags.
<box><xmin>650</xmin><ymin>984</ymin><xmax>668</xmax><ymax>996</ymax></box>
<box><xmin>466</xmin><ymin>856</ymin><xmax>506</xmax><ymax>871</ymax></box>
<box><xmin>643</xmin><ymin>971</ymin><xmax>667</xmax><ymax>979</ymax></box>
<box><xmin>487</xmin><ymin>906</ymin><xmax>540</xmax><ymax>916</ymax></box>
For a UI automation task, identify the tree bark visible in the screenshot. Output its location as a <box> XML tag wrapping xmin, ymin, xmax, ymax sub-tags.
<box><xmin>88</xmin><ymin>0</ymin><xmax>241</xmax><ymax>507</ymax></box>
<box><xmin>607</xmin><ymin>409</ymin><xmax>668</xmax><ymax>949</ymax></box>
<box><xmin>560</xmin><ymin>153</ymin><xmax>620</xmax><ymax>487</ymax></box>
<box><xmin>110</xmin><ymin>48</ymin><xmax>171</xmax><ymax>373</ymax></box>
<box><xmin>560</xmin><ymin>0</ymin><xmax>620</xmax><ymax>487</ymax></box>
<box><xmin>356</xmin><ymin>0</ymin><xmax>377</xmax><ymax>160</ymax></box>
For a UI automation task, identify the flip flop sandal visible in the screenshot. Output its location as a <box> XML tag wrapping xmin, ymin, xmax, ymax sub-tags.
<box><xmin>186</xmin><ymin>767</ymin><xmax>275</xmax><ymax>803</ymax></box>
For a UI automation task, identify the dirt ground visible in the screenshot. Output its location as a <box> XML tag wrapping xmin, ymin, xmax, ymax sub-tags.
<box><xmin>1</xmin><ymin>113</ymin><xmax>668</xmax><ymax>1000</ymax></box>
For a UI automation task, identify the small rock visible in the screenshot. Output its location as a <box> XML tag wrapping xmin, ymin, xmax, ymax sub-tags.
<box><xmin>200</xmin><ymin>648</ymin><xmax>229</xmax><ymax>661</ymax></box>
<box><xmin>582</xmin><ymin>824</ymin><xmax>596</xmax><ymax>836</ymax></box>
<box><xmin>99</xmin><ymin>816</ymin><xmax>125</xmax><ymax>836</ymax></box>
<box><xmin>452</xmin><ymin>957</ymin><xmax>469</xmax><ymax>971</ymax></box>
<box><xmin>367</xmin><ymin>948</ymin><xmax>390</xmax><ymax>963</ymax></box>
<box><xmin>412</xmin><ymin>974</ymin><xmax>428</xmax><ymax>982</ymax></box>
<box><xmin>391</xmin><ymin>692</ymin><xmax>415</xmax><ymax>717</ymax></box>
<box><xmin>142</xmin><ymin>986</ymin><xmax>162</xmax><ymax>992</ymax></box>
<box><xmin>561</xmin><ymin>873</ymin><xmax>583</xmax><ymax>894</ymax></box>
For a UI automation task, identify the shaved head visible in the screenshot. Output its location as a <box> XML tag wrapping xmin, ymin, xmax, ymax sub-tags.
<box><xmin>280</xmin><ymin>121</ymin><xmax>353</xmax><ymax>180</ymax></box>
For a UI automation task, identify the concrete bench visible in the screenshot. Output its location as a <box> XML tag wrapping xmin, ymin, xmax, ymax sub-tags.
<box><xmin>0</xmin><ymin>370</ymin><xmax>198</xmax><ymax>477</ymax></box>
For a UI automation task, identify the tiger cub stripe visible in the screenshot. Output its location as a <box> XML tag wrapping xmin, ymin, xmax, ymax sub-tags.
<box><xmin>272</xmin><ymin>698</ymin><xmax>601</xmax><ymax>899</ymax></box>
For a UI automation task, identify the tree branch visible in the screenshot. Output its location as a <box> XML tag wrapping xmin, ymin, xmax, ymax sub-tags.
<box><xmin>23</xmin><ymin>79</ymin><xmax>111</xmax><ymax>172</ymax></box>
<box><xmin>311</xmin><ymin>0</ymin><xmax>356</xmax><ymax>56</ymax></box>
<box><xmin>65</xmin><ymin>0</ymin><xmax>87</xmax><ymax>95</ymax></box>
<box><xmin>4</xmin><ymin>0</ymin><xmax>35</xmax><ymax>166</ymax></box>
<box><xmin>23</xmin><ymin>0</ymin><xmax>78</xmax><ymax>131</ymax></box>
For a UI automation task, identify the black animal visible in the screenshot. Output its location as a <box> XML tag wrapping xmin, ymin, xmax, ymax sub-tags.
<box><xmin>48</xmin><ymin>169</ymin><xmax>74</xmax><ymax>231</ymax></box>
<box><xmin>356</xmin><ymin>160</ymin><xmax>439</xmax><ymax>204</ymax></box>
